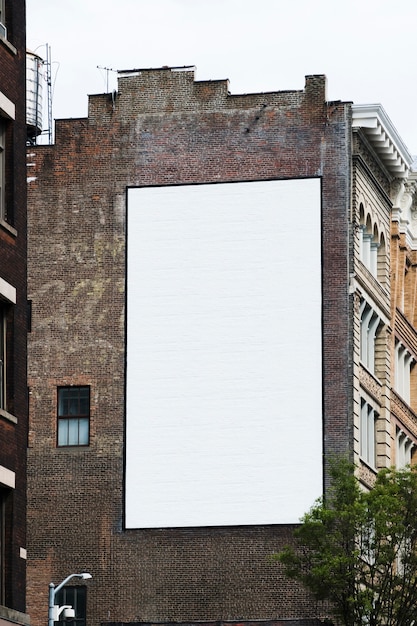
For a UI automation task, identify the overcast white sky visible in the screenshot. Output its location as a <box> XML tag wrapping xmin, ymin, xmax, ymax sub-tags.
<box><xmin>27</xmin><ymin>0</ymin><xmax>417</xmax><ymax>154</ymax></box>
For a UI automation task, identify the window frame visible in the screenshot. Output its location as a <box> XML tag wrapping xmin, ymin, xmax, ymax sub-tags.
<box><xmin>360</xmin><ymin>398</ymin><xmax>377</xmax><ymax>468</ymax></box>
<box><xmin>0</xmin><ymin>487</ymin><xmax>5</xmax><ymax>604</ymax></box>
<box><xmin>394</xmin><ymin>340</ymin><xmax>415</xmax><ymax>405</ymax></box>
<box><xmin>0</xmin><ymin>486</ymin><xmax>11</xmax><ymax>606</ymax></box>
<box><xmin>0</xmin><ymin>120</ymin><xmax>5</xmax><ymax>221</ymax></box>
<box><xmin>57</xmin><ymin>386</ymin><xmax>90</xmax><ymax>447</ymax></box>
<box><xmin>0</xmin><ymin>304</ymin><xmax>6</xmax><ymax>411</ymax></box>
<box><xmin>360</xmin><ymin>299</ymin><xmax>381</xmax><ymax>375</ymax></box>
<box><xmin>0</xmin><ymin>0</ymin><xmax>5</xmax><ymax>32</ymax></box>
<box><xmin>396</xmin><ymin>427</ymin><xmax>415</xmax><ymax>469</ymax></box>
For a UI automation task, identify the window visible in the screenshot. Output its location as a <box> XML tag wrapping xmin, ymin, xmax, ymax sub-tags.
<box><xmin>0</xmin><ymin>487</ymin><xmax>11</xmax><ymax>605</ymax></box>
<box><xmin>0</xmin><ymin>121</ymin><xmax>5</xmax><ymax>220</ymax></box>
<box><xmin>0</xmin><ymin>0</ymin><xmax>5</xmax><ymax>38</ymax></box>
<box><xmin>0</xmin><ymin>488</ymin><xmax>5</xmax><ymax>604</ymax></box>
<box><xmin>396</xmin><ymin>428</ymin><xmax>415</xmax><ymax>469</ymax></box>
<box><xmin>360</xmin><ymin>300</ymin><xmax>381</xmax><ymax>375</ymax></box>
<box><xmin>57</xmin><ymin>386</ymin><xmax>90</xmax><ymax>447</ymax></box>
<box><xmin>0</xmin><ymin>305</ymin><xmax>6</xmax><ymax>410</ymax></box>
<box><xmin>55</xmin><ymin>586</ymin><xmax>87</xmax><ymax>626</ymax></box>
<box><xmin>358</xmin><ymin>204</ymin><xmax>383</xmax><ymax>281</ymax></box>
<box><xmin>394</xmin><ymin>340</ymin><xmax>415</xmax><ymax>405</ymax></box>
<box><xmin>360</xmin><ymin>398</ymin><xmax>377</xmax><ymax>467</ymax></box>
<box><xmin>359</xmin><ymin>226</ymin><xmax>379</xmax><ymax>278</ymax></box>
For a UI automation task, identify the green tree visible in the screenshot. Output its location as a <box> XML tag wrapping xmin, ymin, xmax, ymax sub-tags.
<box><xmin>277</xmin><ymin>459</ymin><xmax>417</xmax><ymax>626</ymax></box>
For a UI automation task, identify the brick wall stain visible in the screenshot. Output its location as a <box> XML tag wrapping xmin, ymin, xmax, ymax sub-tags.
<box><xmin>27</xmin><ymin>69</ymin><xmax>350</xmax><ymax>626</ymax></box>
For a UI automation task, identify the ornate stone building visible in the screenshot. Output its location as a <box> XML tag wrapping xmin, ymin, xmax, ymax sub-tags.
<box><xmin>351</xmin><ymin>106</ymin><xmax>417</xmax><ymax>482</ymax></box>
<box><xmin>26</xmin><ymin>68</ymin><xmax>416</xmax><ymax>626</ymax></box>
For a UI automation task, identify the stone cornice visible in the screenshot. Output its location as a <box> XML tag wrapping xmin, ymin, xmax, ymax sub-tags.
<box><xmin>352</xmin><ymin>104</ymin><xmax>413</xmax><ymax>179</ymax></box>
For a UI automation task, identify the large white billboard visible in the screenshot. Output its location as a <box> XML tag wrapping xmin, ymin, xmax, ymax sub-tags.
<box><xmin>126</xmin><ymin>179</ymin><xmax>322</xmax><ymax>528</ymax></box>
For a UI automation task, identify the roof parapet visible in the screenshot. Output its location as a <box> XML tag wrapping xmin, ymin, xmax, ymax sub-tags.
<box><xmin>117</xmin><ymin>65</ymin><xmax>196</xmax><ymax>77</ymax></box>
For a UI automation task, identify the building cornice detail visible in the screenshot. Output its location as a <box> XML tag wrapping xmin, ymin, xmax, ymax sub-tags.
<box><xmin>390</xmin><ymin>176</ymin><xmax>417</xmax><ymax>248</ymax></box>
<box><xmin>352</xmin><ymin>104</ymin><xmax>413</xmax><ymax>179</ymax></box>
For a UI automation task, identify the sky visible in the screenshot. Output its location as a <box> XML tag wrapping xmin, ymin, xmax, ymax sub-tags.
<box><xmin>27</xmin><ymin>0</ymin><xmax>417</xmax><ymax>154</ymax></box>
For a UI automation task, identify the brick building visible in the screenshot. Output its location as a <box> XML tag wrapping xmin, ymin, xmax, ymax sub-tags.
<box><xmin>26</xmin><ymin>68</ymin><xmax>416</xmax><ymax>626</ymax></box>
<box><xmin>0</xmin><ymin>1</ymin><xmax>29</xmax><ymax>626</ymax></box>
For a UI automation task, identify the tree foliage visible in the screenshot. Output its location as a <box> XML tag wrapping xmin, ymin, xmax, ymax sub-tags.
<box><xmin>277</xmin><ymin>459</ymin><xmax>417</xmax><ymax>626</ymax></box>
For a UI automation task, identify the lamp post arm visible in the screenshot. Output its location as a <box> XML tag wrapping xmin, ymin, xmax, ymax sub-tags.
<box><xmin>54</xmin><ymin>573</ymin><xmax>81</xmax><ymax>595</ymax></box>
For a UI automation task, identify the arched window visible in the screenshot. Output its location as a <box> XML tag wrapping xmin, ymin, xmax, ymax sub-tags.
<box><xmin>359</xmin><ymin>204</ymin><xmax>382</xmax><ymax>281</ymax></box>
<box><xmin>394</xmin><ymin>340</ymin><xmax>415</xmax><ymax>405</ymax></box>
<box><xmin>396</xmin><ymin>428</ymin><xmax>415</xmax><ymax>469</ymax></box>
<box><xmin>360</xmin><ymin>300</ymin><xmax>381</xmax><ymax>375</ymax></box>
<box><xmin>360</xmin><ymin>397</ymin><xmax>377</xmax><ymax>467</ymax></box>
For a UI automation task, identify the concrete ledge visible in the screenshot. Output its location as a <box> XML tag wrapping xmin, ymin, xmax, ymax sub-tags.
<box><xmin>0</xmin><ymin>606</ymin><xmax>30</xmax><ymax>626</ymax></box>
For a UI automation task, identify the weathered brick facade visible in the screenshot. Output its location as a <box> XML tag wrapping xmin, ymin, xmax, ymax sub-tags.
<box><xmin>27</xmin><ymin>69</ymin><xmax>353</xmax><ymax>626</ymax></box>
<box><xmin>0</xmin><ymin>1</ymin><xmax>28</xmax><ymax>624</ymax></box>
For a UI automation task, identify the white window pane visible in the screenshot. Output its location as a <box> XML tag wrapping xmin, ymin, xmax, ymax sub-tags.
<box><xmin>360</xmin><ymin>401</ymin><xmax>367</xmax><ymax>459</ymax></box>
<box><xmin>58</xmin><ymin>419</ymin><xmax>68</xmax><ymax>446</ymax></box>
<box><xmin>368</xmin><ymin>408</ymin><xmax>375</xmax><ymax>466</ymax></box>
<box><xmin>67</xmin><ymin>419</ymin><xmax>79</xmax><ymax>445</ymax></box>
<box><xmin>370</xmin><ymin>242</ymin><xmax>378</xmax><ymax>277</ymax></box>
<box><xmin>363</xmin><ymin>234</ymin><xmax>372</xmax><ymax>269</ymax></box>
<box><xmin>78</xmin><ymin>418</ymin><xmax>89</xmax><ymax>445</ymax></box>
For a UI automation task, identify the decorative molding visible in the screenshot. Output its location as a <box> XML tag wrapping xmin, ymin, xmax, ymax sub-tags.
<box><xmin>359</xmin><ymin>367</ymin><xmax>383</xmax><ymax>403</ymax></box>
<box><xmin>391</xmin><ymin>390</ymin><xmax>417</xmax><ymax>439</ymax></box>
<box><xmin>352</xmin><ymin>104</ymin><xmax>413</xmax><ymax>179</ymax></box>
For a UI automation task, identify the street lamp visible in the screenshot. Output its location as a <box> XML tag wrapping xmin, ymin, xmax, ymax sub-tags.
<box><xmin>48</xmin><ymin>573</ymin><xmax>92</xmax><ymax>626</ymax></box>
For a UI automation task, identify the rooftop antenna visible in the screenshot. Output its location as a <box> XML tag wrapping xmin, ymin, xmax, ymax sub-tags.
<box><xmin>97</xmin><ymin>66</ymin><xmax>117</xmax><ymax>93</ymax></box>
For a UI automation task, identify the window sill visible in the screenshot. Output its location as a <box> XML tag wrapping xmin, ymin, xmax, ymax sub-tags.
<box><xmin>0</xmin><ymin>407</ymin><xmax>17</xmax><ymax>424</ymax></box>
<box><xmin>359</xmin><ymin>456</ymin><xmax>377</xmax><ymax>472</ymax></box>
<box><xmin>56</xmin><ymin>445</ymin><xmax>90</xmax><ymax>452</ymax></box>
<box><xmin>0</xmin><ymin>217</ymin><xmax>17</xmax><ymax>237</ymax></box>
<box><xmin>0</xmin><ymin>34</ymin><xmax>17</xmax><ymax>55</ymax></box>
<box><xmin>359</xmin><ymin>362</ymin><xmax>382</xmax><ymax>386</ymax></box>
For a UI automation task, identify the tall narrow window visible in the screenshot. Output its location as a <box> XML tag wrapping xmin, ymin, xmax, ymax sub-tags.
<box><xmin>57</xmin><ymin>386</ymin><xmax>90</xmax><ymax>447</ymax></box>
<box><xmin>0</xmin><ymin>0</ymin><xmax>5</xmax><ymax>37</ymax></box>
<box><xmin>0</xmin><ymin>487</ymin><xmax>10</xmax><ymax>605</ymax></box>
<box><xmin>0</xmin><ymin>121</ymin><xmax>5</xmax><ymax>221</ymax></box>
<box><xmin>359</xmin><ymin>210</ymin><xmax>380</xmax><ymax>281</ymax></box>
<box><xmin>0</xmin><ymin>488</ymin><xmax>4</xmax><ymax>604</ymax></box>
<box><xmin>360</xmin><ymin>300</ymin><xmax>381</xmax><ymax>375</ymax></box>
<box><xmin>0</xmin><ymin>306</ymin><xmax>6</xmax><ymax>410</ymax></box>
<box><xmin>394</xmin><ymin>341</ymin><xmax>415</xmax><ymax>405</ymax></box>
<box><xmin>360</xmin><ymin>398</ymin><xmax>377</xmax><ymax>467</ymax></box>
<box><xmin>396</xmin><ymin>428</ymin><xmax>415</xmax><ymax>469</ymax></box>
<box><xmin>55</xmin><ymin>586</ymin><xmax>87</xmax><ymax>626</ymax></box>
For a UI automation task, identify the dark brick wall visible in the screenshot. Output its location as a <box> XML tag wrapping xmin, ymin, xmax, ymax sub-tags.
<box><xmin>0</xmin><ymin>0</ymin><xmax>27</xmax><ymax>615</ymax></box>
<box><xmin>27</xmin><ymin>69</ymin><xmax>350</xmax><ymax>626</ymax></box>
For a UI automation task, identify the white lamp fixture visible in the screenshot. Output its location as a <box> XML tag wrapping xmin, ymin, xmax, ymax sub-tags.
<box><xmin>48</xmin><ymin>573</ymin><xmax>92</xmax><ymax>626</ymax></box>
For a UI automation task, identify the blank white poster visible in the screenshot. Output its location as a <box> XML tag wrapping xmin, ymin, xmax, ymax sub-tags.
<box><xmin>126</xmin><ymin>178</ymin><xmax>322</xmax><ymax>528</ymax></box>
